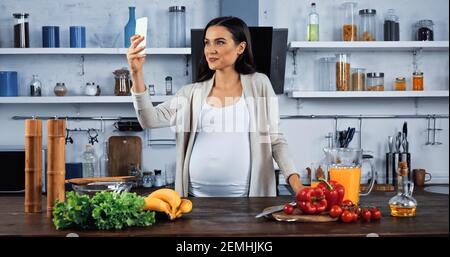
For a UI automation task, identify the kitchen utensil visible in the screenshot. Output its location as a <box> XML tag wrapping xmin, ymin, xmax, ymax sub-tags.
<box><xmin>261</xmin><ymin>205</ymin><xmax>338</xmax><ymax>222</ymax></box>
<box><xmin>255</xmin><ymin>201</ymin><xmax>296</xmax><ymax>218</ymax></box>
<box><xmin>108</xmin><ymin>136</ymin><xmax>142</xmax><ymax>177</ymax></box>
<box><xmin>395</xmin><ymin>132</ymin><xmax>402</xmax><ymax>153</ymax></box>
<box><xmin>344</xmin><ymin>127</ymin><xmax>355</xmax><ymax>147</ymax></box>
<box><xmin>71</xmin><ymin>181</ymin><xmax>133</xmax><ymax>196</ymax></box>
<box><xmin>388</xmin><ymin>136</ymin><xmax>394</xmax><ymax>153</ymax></box>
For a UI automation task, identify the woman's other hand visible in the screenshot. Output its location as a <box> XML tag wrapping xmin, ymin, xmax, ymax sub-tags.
<box><xmin>126</xmin><ymin>35</ymin><xmax>146</xmax><ymax>74</ymax></box>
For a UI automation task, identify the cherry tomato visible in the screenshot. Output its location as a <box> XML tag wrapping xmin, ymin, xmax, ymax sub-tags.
<box><xmin>340</xmin><ymin>210</ymin><xmax>353</xmax><ymax>223</ymax></box>
<box><xmin>351</xmin><ymin>211</ymin><xmax>359</xmax><ymax>222</ymax></box>
<box><xmin>283</xmin><ymin>203</ymin><xmax>295</xmax><ymax>215</ymax></box>
<box><xmin>361</xmin><ymin>209</ymin><xmax>372</xmax><ymax>222</ymax></box>
<box><xmin>371</xmin><ymin>209</ymin><xmax>382</xmax><ymax>220</ymax></box>
<box><xmin>329</xmin><ymin>205</ymin><xmax>343</xmax><ymax>218</ymax></box>
<box><xmin>342</xmin><ymin>199</ymin><xmax>354</xmax><ymax>207</ymax></box>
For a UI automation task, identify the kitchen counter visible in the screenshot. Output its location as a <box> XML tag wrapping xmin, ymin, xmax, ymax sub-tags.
<box><xmin>0</xmin><ymin>186</ymin><xmax>448</xmax><ymax>237</ymax></box>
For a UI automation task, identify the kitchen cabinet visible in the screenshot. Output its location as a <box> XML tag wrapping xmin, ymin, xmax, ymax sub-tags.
<box><xmin>0</xmin><ymin>187</ymin><xmax>447</xmax><ymax>236</ymax></box>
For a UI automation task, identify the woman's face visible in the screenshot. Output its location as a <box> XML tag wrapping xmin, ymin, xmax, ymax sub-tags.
<box><xmin>204</xmin><ymin>25</ymin><xmax>246</xmax><ymax>71</ymax></box>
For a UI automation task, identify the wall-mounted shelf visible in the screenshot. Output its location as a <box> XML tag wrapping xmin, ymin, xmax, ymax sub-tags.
<box><xmin>0</xmin><ymin>48</ymin><xmax>191</xmax><ymax>55</ymax></box>
<box><xmin>288</xmin><ymin>90</ymin><xmax>449</xmax><ymax>98</ymax></box>
<box><xmin>0</xmin><ymin>95</ymin><xmax>172</xmax><ymax>104</ymax></box>
<box><xmin>288</xmin><ymin>41</ymin><xmax>449</xmax><ymax>51</ymax></box>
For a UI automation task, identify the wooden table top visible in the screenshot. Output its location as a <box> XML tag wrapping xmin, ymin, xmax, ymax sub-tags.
<box><xmin>0</xmin><ymin>186</ymin><xmax>448</xmax><ymax>237</ymax></box>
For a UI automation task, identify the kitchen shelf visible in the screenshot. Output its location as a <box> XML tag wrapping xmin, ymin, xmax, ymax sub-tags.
<box><xmin>288</xmin><ymin>41</ymin><xmax>450</xmax><ymax>51</ymax></box>
<box><xmin>0</xmin><ymin>48</ymin><xmax>191</xmax><ymax>55</ymax></box>
<box><xmin>288</xmin><ymin>90</ymin><xmax>449</xmax><ymax>98</ymax></box>
<box><xmin>0</xmin><ymin>95</ymin><xmax>172</xmax><ymax>103</ymax></box>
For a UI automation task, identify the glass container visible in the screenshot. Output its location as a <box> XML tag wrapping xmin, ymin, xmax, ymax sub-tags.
<box><xmin>169</xmin><ymin>6</ymin><xmax>186</xmax><ymax>47</ymax></box>
<box><xmin>307</xmin><ymin>3</ymin><xmax>319</xmax><ymax>41</ymax></box>
<box><xmin>384</xmin><ymin>9</ymin><xmax>400</xmax><ymax>41</ymax></box>
<box><xmin>341</xmin><ymin>2</ymin><xmax>358</xmax><ymax>41</ymax></box>
<box><xmin>335</xmin><ymin>53</ymin><xmax>351</xmax><ymax>91</ymax></box>
<box><xmin>412</xmin><ymin>71</ymin><xmax>424</xmax><ymax>91</ymax></box>
<box><xmin>394</xmin><ymin>77</ymin><xmax>407</xmax><ymax>91</ymax></box>
<box><xmin>54</xmin><ymin>82</ymin><xmax>67</xmax><ymax>96</ymax></box>
<box><xmin>389</xmin><ymin>161</ymin><xmax>417</xmax><ymax>217</ymax></box>
<box><xmin>415</xmin><ymin>20</ymin><xmax>434</xmax><ymax>41</ymax></box>
<box><xmin>366</xmin><ymin>72</ymin><xmax>384</xmax><ymax>91</ymax></box>
<box><xmin>165</xmin><ymin>76</ymin><xmax>173</xmax><ymax>95</ymax></box>
<box><xmin>359</xmin><ymin>9</ymin><xmax>377</xmax><ymax>41</ymax></box>
<box><xmin>319</xmin><ymin>57</ymin><xmax>336</xmax><ymax>91</ymax></box>
<box><xmin>148</xmin><ymin>84</ymin><xmax>156</xmax><ymax>96</ymax></box>
<box><xmin>113</xmin><ymin>68</ymin><xmax>131</xmax><ymax>96</ymax></box>
<box><xmin>29</xmin><ymin>74</ymin><xmax>42</xmax><ymax>96</ymax></box>
<box><xmin>13</xmin><ymin>13</ymin><xmax>30</xmax><ymax>48</ymax></box>
<box><xmin>351</xmin><ymin>68</ymin><xmax>366</xmax><ymax>91</ymax></box>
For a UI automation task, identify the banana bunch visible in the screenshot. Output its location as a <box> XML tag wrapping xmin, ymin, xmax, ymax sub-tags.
<box><xmin>143</xmin><ymin>188</ymin><xmax>192</xmax><ymax>220</ymax></box>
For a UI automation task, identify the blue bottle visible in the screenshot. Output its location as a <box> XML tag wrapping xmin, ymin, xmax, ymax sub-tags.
<box><xmin>124</xmin><ymin>6</ymin><xmax>136</xmax><ymax>48</ymax></box>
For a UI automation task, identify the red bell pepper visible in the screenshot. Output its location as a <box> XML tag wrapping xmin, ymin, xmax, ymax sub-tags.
<box><xmin>296</xmin><ymin>187</ymin><xmax>327</xmax><ymax>214</ymax></box>
<box><xmin>317</xmin><ymin>178</ymin><xmax>345</xmax><ymax>211</ymax></box>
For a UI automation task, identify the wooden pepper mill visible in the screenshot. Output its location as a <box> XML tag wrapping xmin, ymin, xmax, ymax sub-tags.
<box><xmin>24</xmin><ymin>119</ymin><xmax>43</xmax><ymax>213</ymax></box>
<box><xmin>47</xmin><ymin>119</ymin><xmax>66</xmax><ymax>217</ymax></box>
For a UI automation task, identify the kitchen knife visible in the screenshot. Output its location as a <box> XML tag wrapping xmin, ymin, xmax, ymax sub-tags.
<box><xmin>388</xmin><ymin>136</ymin><xmax>393</xmax><ymax>153</ymax></box>
<box><xmin>255</xmin><ymin>202</ymin><xmax>296</xmax><ymax>218</ymax></box>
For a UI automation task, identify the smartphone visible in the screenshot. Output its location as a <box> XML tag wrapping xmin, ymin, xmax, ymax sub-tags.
<box><xmin>135</xmin><ymin>17</ymin><xmax>148</xmax><ymax>54</ymax></box>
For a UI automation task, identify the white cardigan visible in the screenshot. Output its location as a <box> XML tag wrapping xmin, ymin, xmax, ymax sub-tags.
<box><xmin>132</xmin><ymin>72</ymin><xmax>299</xmax><ymax>197</ymax></box>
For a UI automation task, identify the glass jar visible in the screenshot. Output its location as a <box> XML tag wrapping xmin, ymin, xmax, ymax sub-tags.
<box><xmin>412</xmin><ymin>72</ymin><xmax>424</xmax><ymax>91</ymax></box>
<box><xmin>169</xmin><ymin>6</ymin><xmax>186</xmax><ymax>47</ymax></box>
<box><xmin>341</xmin><ymin>2</ymin><xmax>358</xmax><ymax>41</ymax></box>
<box><xmin>13</xmin><ymin>13</ymin><xmax>30</xmax><ymax>48</ymax></box>
<box><xmin>359</xmin><ymin>9</ymin><xmax>377</xmax><ymax>41</ymax></box>
<box><xmin>148</xmin><ymin>84</ymin><xmax>156</xmax><ymax>96</ymax></box>
<box><xmin>165</xmin><ymin>76</ymin><xmax>173</xmax><ymax>95</ymax></box>
<box><xmin>29</xmin><ymin>74</ymin><xmax>42</xmax><ymax>96</ymax></box>
<box><xmin>366</xmin><ymin>73</ymin><xmax>384</xmax><ymax>91</ymax></box>
<box><xmin>54</xmin><ymin>82</ymin><xmax>67</xmax><ymax>96</ymax></box>
<box><xmin>415</xmin><ymin>20</ymin><xmax>434</xmax><ymax>41</ymax></box>
<box><xmin>142</xmin><ymin>171</ymin><xmax>155</xmax><ymax>188</ymax></box>
<box><xmin>85</xmin><ymin>82</ymin><xmax>97</xmax><ymax>96</ymax></box>
<box><xmin>335</xmin><ymin>53</ymin><xmax>351</xmax><ymax>91</ymax></box>
<box><xmin>384</xmin><ymin>9</ymin><xmax>400</xmax><ymax>41</ymax></box>
<box><xmin>113</xmin><ymin>68</ymin><xmax>131</xmax><ymax>96</ymax></box>
<box><xmin>319</xmin><ymin>57</ymin><xmax>336</xmax><ymax>91</ymax></box>
<box><xmin>394</xmin><ymin>77</ymin><xmax>407</xmax><ymax>91</ymax></box>
<box><xmin>351</xmin><ymin>68</ymin><xmax>366</xmax><ymax>91</ymax></box>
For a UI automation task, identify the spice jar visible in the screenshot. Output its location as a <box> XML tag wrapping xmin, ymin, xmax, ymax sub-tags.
<box><xmin>351</xmin><ymin>68</ymin><xmax>366</xmax><ymax>91</ymax></box>
<box><xmin>142</xmin><ymin>171</ymin><xmax>155</xmax><ymax>188</ymax></box>
<box><xmin>415</xmin><ymin>20</ymin><xmax>434</xmax><ymax>41</ymax></box>
<box><xmin>113</xmin><ymin>68</ymin><xmax>131</xmax><ymax>96</ymax></box>
<box><xmin>366</xmin><ymin>73</ymin><xmax>384</xmax><ymax>91</ymax></box>
<box><xmin>54</xmin><ymin>82</ymin><xmax>67</xmax><ymax>96</ymax></box>
<box><xmin>13</xmin><ymin>13</ymin><xmax>30</xmax><ymax>48</ymax></box>
<box><xmin>165</xmin><ymin>76</ymin><xmax>173</xmax><ymax>95</ymax></box>
<box><xmin>335</xmin><ymin>53</ymin><xmax>351</xmax><ymax>91</ymax></box>
<box><xmin>412</xmin><ymin>72</ymin><xmax>424</xmax><ymax>91</ymax></box>
<box><xmin>394</xmin><ymin>77</ymin><xmax>407</xmax><ymax>91</ymax></box>
<box><xmin>359</xmin><ymin>9</ymin><xmax>377</xmax><ymax>41</ymax></box>
<box><xmin>148</xmin><ymin>84</ymin><xmax>156</xmax><ymax>96</ymax></box>
<box><xmin>341</xmin><ymin>2</ymin><xmax>358</xmax><ymax>41</ymax></box>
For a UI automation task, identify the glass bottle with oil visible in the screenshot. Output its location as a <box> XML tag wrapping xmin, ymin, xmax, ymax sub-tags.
<box><xmin>389</xmin><ymin>161</ymin><xmax>417</xmax><ymax>217</ymax></box>
<box><xmin>307</xmin><ymin>3</ymin><xmax>319</xmax><ymax>41</ymax></box>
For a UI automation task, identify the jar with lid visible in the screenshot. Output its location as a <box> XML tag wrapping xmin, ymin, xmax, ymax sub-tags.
<box><xmin>335</xmin><ymin>53</ymin><xmax>351</xmax><ymax>91</ymax></box>
<box><xmin>113</xmin><ymin>68</ymin><xmax>131</xmax><ymax>96</ymax></box>
<box><xmin>154</xmin><ymin>169</ymin><xmax>165</xmax><ymax>187</ymax></box>
<box><xmin>341</xmin><ymin>2</ymin><xmax>358</xmax><ymax>41</ymax></box>
<box><xmin>359</xmin><ymin>9</ymin><xmax>377</xmax><ymax>41</ymax></box>
<box><xmin>148</xmin><ymin>84</ymin><xmax>156</xmax><ymax>96</ymax></box>
<box><xmin>394</xmin><ymin>77</ymin><xmax>407</xmax><ymax>91</ymax></box>
<box><xmin>169</xmin><ymin>6</ymin><xmax>186</xmax><ymax>47</ymax></box>
<box><xmin>85</xmin><ymin>82</ymin><xmax>97</xmax><ymax>96</ymax></box>
<box><xmin>319</xmin><ymin>57</ymin><xmax>336</xmax><ymax>91</ymax></box>
<box><xmin>13</xmin><ymin>13</ymin><xmax>30</xmax><ymax>48</ymax></box>
<box><xmin>351</xmin><ymin>68</ymin><xmax>366</xmax><ymax>91</ymax></box>
<box><xmin>54</xmin><ymin>82</ymin><xmax>67</xmax><ymax>96</ymax></box>
<box><xmin>142</xmin><ymin>171</ymin><xmax>155</xmax><ymax>188</ymax></box>
<box><xmin>29</xmin><ymin>74</ymin><xmax>42</xmax><ymax>96</ymax></box>
<box><xmin>165</xmin><ymin>76</ymin><xmax>173</xmax><ymax>95</ymax></box>
<box><xmin>412</xmin><ymin>71</ymin><xmax>424</xmax><ymax>91</ymax></box>
<box><xmin>366</xmin><ymin>73</ymin><xmax>384</xmax><ymax>91</ymax></box>
<box><xmin>384</xmin><ymin>9</ymin><xmax>400</xmax><ymax>41</ymax></box>
<box><xmin>415</xmin><ymin>20</ymin><xmax>434</xmax><ymax>41</ymax></box>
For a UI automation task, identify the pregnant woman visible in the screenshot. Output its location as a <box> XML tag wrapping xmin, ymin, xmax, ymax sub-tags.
<box><xmin>127</xmin><ymin>16</ymin><xmax>304</xmax><ymax>197</ymax></box>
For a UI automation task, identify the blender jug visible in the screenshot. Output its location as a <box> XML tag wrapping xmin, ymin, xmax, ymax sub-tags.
<box><xmin>324</xmin><ymin>148</ymin><xmax>375</xmax><ymax>204</ymax></box>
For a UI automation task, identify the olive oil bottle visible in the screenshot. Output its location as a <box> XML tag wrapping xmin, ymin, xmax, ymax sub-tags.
<box><xmin>389</xmin><ymin>161</ymin><xmax>417</xmax><ymax>217</ymax></box>
<box><xmin>307</xmin><ymin>3</ymin><xmax>319</xmax><ymax>41</ymax></box>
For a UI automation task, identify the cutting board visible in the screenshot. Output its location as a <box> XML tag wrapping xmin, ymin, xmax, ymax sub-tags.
<box><xmin>264</xmin><ymin>205</ymin><xmax>338</xmax><ymax>222</ymax></box>
<box><xmin>108</xmin><ymin>136</ymin><xmax>142</xmax><ymax>177</ymax></box>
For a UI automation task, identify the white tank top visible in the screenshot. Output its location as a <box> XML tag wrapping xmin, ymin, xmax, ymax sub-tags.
<box><xmin>188</xmin><ymin>96</ymin><xmax>251</xmax><ymax>197</ymax></box>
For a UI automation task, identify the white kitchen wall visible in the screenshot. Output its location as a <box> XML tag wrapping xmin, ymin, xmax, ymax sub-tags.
<box><xmin>0</xmin><ymin>0</ymin><xmax>448</xmax><ymax>185</ymax></box>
